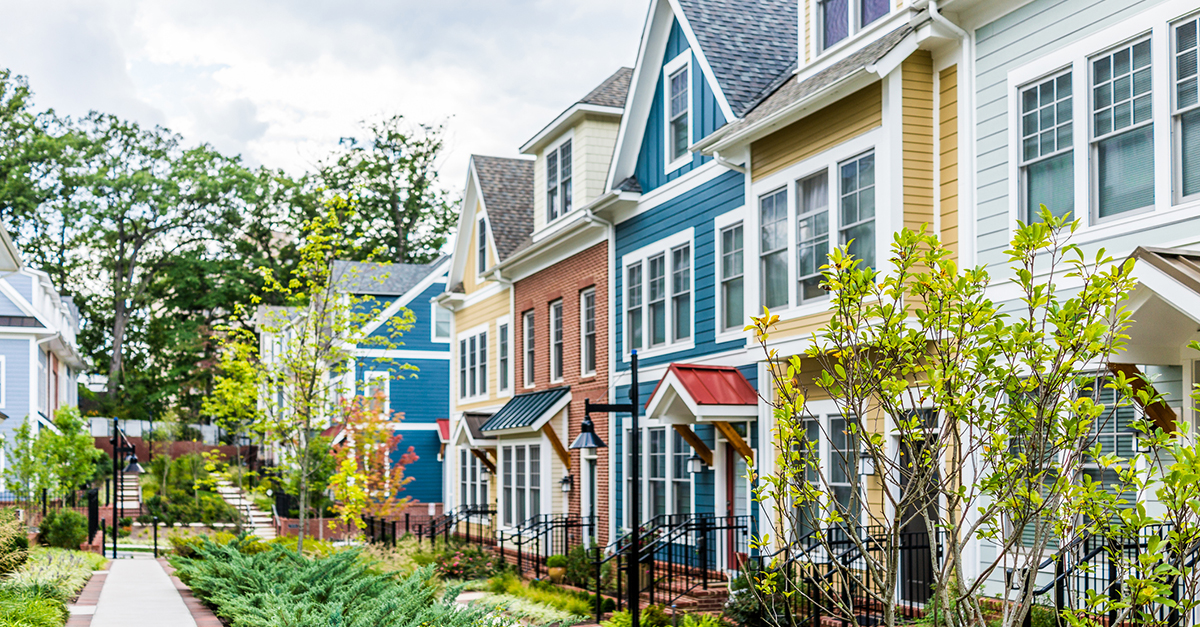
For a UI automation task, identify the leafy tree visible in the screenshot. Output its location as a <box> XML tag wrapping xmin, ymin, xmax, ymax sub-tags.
<box><xmin>329</xmin><ymin>392</ymin><xmax>418</xmax><ymax>529</ymax></box>
<box><xmin>318</xmin><ymin>115</ymin><xmax>454</xmax><ymax>263</ymax></box>
<box><xmin>747</xmin><ymin>209</ymin><xmax>1198</xmax><ymax>627</ymax></box>
<box><xmin>3</xmin><ymin>407</ymin><xmax>103</xmax><ymax>506</ymax></box>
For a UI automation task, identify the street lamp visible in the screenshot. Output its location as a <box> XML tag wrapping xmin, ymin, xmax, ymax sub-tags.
<box><xmin>123</xmin><ymin>455</ymin><xmax>145</xmax><ymax>475</ymax></box>
<box><xmin>569</xmin><ymin>414</ymin><xmax>607</xmax><ymax>456</ymax></box>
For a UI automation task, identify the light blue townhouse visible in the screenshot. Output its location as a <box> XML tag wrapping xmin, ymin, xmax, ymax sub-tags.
<box><xmin>593</xmin><ymin>0</ymin><xmax>798</xmax><ymax>572</ymax></box>
<box><xmin>333</xmin><ymin>258</ymin><xmax>453</xmax><ymax>506</ymax></box>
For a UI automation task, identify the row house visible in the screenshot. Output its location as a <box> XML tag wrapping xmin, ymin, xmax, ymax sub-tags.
<box><xmin>435</xmin><ymin>0</ymin><xmax>1200</xmax><ymax>615</ymax></box>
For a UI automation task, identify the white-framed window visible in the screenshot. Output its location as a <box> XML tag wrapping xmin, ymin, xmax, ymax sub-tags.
<box><xmin>1174</xmin><ymin>15</ymin><xmax>1200</xmax><ymax>202</ymax></box>
<box><xmin>797</xmin><ymin>171</ymin><xmax>830</xmax><ymax>304</ymax></box>
<box><xmin>477</xmin><ymin>217</ymin><xmax>488</xmax><ymax>275</ymax></box>
<box><xmin>839</xmin><ymin>151</ymin><xmax>876</xmax><ymax>269</ymax></box>
<box><xmin>626</xmin><ymin>262</ymin><xmax>643</xmax><ymax>352</ymax></box>
<box><xmin>550</xmin><ymin>300</ymin><xmax>564</xmax><ymax>382</ymax></box>
<box><xmin>1091</xmin><ymin>38</ymin><xmax>1154</xmax><ymax>221</ymax></box>
<box><xmin>817</xmin><ymin>0</ymin><xmax>889</xmax><ymax>53</ymax></box>
<box><xmin>523</xmin><ymin>311</ymin><xmax>536</xmax><ymax>387</ymax></box>
<box><xmin>1019</xmin><ymin>71</ymin><xmax>1075</xmax><ymax>223</ymax></box>
<box><xmin>671</xmin><ymin>429</ymin><xmax>691</xmax><ymax>514</ymax></box>
<box><xmin>364</xmin><ymin>371</ymin><xmax>390</xmax><ymax>414</ymax></box>
<box><xmin>621</xmin><ymin>229</ymin><xmax>695</xmax><ymax>359</ymax></box>
<box><xmin>498</xmin><ymin>321</ymin><xmax>510</xmax><ymax>393</ymax></box>
<box><xmin>760</xmin><ymin>187</ymin><xmax>788</xmax><ymax>309</ymax></box>
<box><xmin>664</xmin><ymin>52</ymin><xmax>692</xmax><ymax>171</ymax></box>
<box><xmin>460</xmin><ymin>449</ymin><xmax>487</xmax><ymax>507</ymax></box>
<box><xmin>458</xmin><ymin>329</ymin><xmax>488</xmax><ymax>400</ymax></box>
<box><xmin>503</xmin><ymin>444</ymin><xmax>541</xmax><ymax>526</ymax></box>
<box><xmin>671</xmin><ymin>244</ymin><xmax>691</xmax><ymax>342</ymax></box>
<box><xmin>580</xmin><ymin>289</ymin><xmax>596</xmax><ymax>377</ymax></box>
<box><xmin>648</xmin><ymin>427</ymin><xmax>667</xmax><ymax>517</ymax></box>
<box><xmin>432</xmin><ymin>303</ymin><xmax>452</xmax><ymax>341</ymax></box>
<box><xmin>719</xmin><ymin>223</ymin><xmax>744</xmax><ymax>333</ymax></box>
<box><xmin>547</xmin><ymin>139</ymin><xmax>573</xmax><ymax>222</ymax></box>
<box><xmin>635</xmin><ymin>426</ymin><xmax>694</xmax><ymax>520</ymax></box>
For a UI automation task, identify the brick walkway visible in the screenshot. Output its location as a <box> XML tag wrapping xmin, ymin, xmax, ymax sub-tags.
<box><xmin>77</xmin><ymin>555</ymin><xmax>207</xmax><ymax>627</ymax></box>
<box><xmin>160</xmin><ymin>558</ymin><xmax>222</xmax><ymax>627</ymax></box>
<box><xmin>65</xmin><ymin>563</ymin><xmax>107</xmax><ymax>627</ymax></box>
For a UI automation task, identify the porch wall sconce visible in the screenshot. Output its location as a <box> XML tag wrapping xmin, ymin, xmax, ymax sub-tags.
<box><xmin>858</xmin><ymin>452</ymin><xmax>875</xmax><ymax>476</ymax></box>
<box><xmin>687</xmin><ymin>454</ymin><xmax>705</xmax><ymax>474</ymax></box>
<box><xmin>560</xmin><ymin>475</ymin><xmax>573</xmax><ymax>493</ymax></box>
<box><xmin>480</xmin><ymin>464</ymin><xmax>491</xmax><ymax>480</ymax></box>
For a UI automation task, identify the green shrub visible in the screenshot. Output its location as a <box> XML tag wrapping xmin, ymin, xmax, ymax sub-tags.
<box><xmin>38</xmin><ymin>510</ymin><xmax>86</xmax><ymax>550</ymax></box>
<box><xmin>174</xmin><ymin>538</ymin><xmax>509</xmax><ymax>627</ymax></box>
<box><xmin>564</xmin><ymin>544</ymin><xmax>593</xmax><ymax>587</ymax></box>
<box><xmin>601</xmin><ymin>607</ymin><xmax>670</xmax><ymax>627</ymax></box>
<box><xmin>529</xmin><ymin>578</ymin><xmax>613</xmax><ymax>614</ymax></box>
<box><xmin>170</xmin><ymin>532</ymin><xmax>267</xmax><ymax>558</ymax></box>
<box><xmin>0</xmin><ymin>586</ymin><xmax>65</xmax><ymax>627</ymax></box>
<box><xmin>435</xmin><ymin>544</ymin><xmax>498</xmax><ymax>580</ymax></box>
<box><xmin>546</xmin><ymin>554</ymin><xmax>567</xmax><ymax>568</ymax></box>
<box><xmin>6</xmin><ymin>549</ymin><xmax>103</xmax><ymax>602</ymax></box>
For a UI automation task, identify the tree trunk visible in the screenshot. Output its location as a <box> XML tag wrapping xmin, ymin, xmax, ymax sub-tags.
<box><xmin>296</xmin><ymin>433</ymin><xmax>309</xmax><ymax>552</ymax></box>
<box><xmin>108</xmin><ymin>300</ymin><xmax>127</xmax><ymax>397</ymax></box>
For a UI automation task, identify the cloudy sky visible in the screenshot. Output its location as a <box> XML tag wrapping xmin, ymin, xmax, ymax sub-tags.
<box><xmin>0</xmin><ymin>0</ymin><xmax>645</xmax><ymax>188</ymax></box>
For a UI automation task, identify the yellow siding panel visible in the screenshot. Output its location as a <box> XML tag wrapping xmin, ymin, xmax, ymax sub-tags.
<box><xmin>751</xmin><ymin>83</ymin><xmax>883</xmax><ymax>181</ymax></box>
<box><xmin>939</xmin><ymin>65</ymin><xmax>959</xmax><ymax>258</ymax></box>
<box><xmin>804</xmin><ymin>0</ymin><xmax>811</xmax><ymax>64</ymax></box>
<box><xmin>769</xmin><ymin>309</ymin><xmax>836</xmax><ymax>342</ymax></box>
<box><xmin>902</xmin><ymin>51</ymin><xmax>935</xmax><ymax>235</ymax></box>
<box><xmin>463</xmin><ymin>201</ymin><xmax>497</xmax><ymax>295</ymax></box>
<box><xmin>453</xmin><ymin>290</ymin><xmax>510</xmax><ymax>412</ymax></box>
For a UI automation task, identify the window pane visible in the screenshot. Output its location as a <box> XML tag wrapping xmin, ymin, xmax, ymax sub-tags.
<box><xmin>840</xmin><ymin>153</ymin><xmax>876</xmax><ymax>268</ymax></box>
<box><xmin>821</xmin><ymin>0</ymin><xmax>848</xmax><ymax>49</ymax></box>
<box><xmin>469</xmin><ymin>336</ymin><xmax>477</xmax><ymax>396</ymax></box>
<box><xmin>530</xmin><ymin>446</ymin><xmax>541</xmax><ymax>517</ymax></box>
<box><xmin>650</xmin><ymin>301</ymin><xmax>666</xmax><ymax>345</ymax></box>
<box><xmin>1026</xmin><ymin>152</ymin><xmax>1074</xmax><ymax>222</ymax></box>
<box><xmin>649</xmin><ymin>255</ymin><xmax>666</xmax><ymax>346</ymax></box>
<box><xmin>861</xmin><ymin>0</ymin><xmax>888</xmax><ymax>27</ymax></box>
<box><xmin>670</xmin><ymin>67</ymin><xmax>689</xmax><ymax>161</ymax></box>
<box><xmin>1097</xmin><ymin>124</ymin><xmax>1154</xmax><ymax>217</ymax></box>
<box><xmin>760</xmin><ymin>189</ymin><xmax>788</xmax><ymax>309</ymax></box>
<box><xmin>762</xmin><ymin>251</ymin><xmax>788</xmax><ymax>309</ymax></box>
<box><xmin>499</xmin><ymin>324</ymin><xmax>509</xmax><ymax>391</ymax></box>
<box><xmin>1093</xmin><ymin>40</ymin><xmax>1151</xmax><ymax>141</ymax></box>
<box><xmin>798</xmin><ymin>172</ymin><xmax>829</xmax><ymax>305</ymax></box>
<box><xmin>649</xmin><ymin>429</ymin><xmax>666</xmax><ymax>517</ymax></box>
<box><xmin>1184</xmin><ymin>109</ymin><xmax>1200</xmax><ymax>198</ymax></box>
<box><xmin>503</xmin><ymin>448</ymin><xmax>513</xmax><ymax>524</ymax></box>
<box><xmin>723</xmin><ymin>277</ymin><xmax>744</xmax><ymax>330</ymax></box>
<box><xmin>672</xmin><ymin>246</ymin><xmax>691</xmax><ymax>341</ymax></box>
<box><xmin>479</xmin><ymin>332</ymin><xmax>487</xmax><ymax>395</ymax></box>
<box><xmin>721</xmin><ymin>224</ymin><xmax>744</xmax><ymax>331</ymax></box>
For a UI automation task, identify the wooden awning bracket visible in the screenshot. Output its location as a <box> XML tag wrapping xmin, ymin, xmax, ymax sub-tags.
<box><xmin>469</xmin><ymin>448</ymin><xmax>496</xmax><ymax>474</ymax></box>
<box><xmin>542</xmin><ymin>423</ymin><xmax>571</xmax><ymax>466</ymax></box>
<box><xmin>713</xmin><ymin>421</ymin><xmax>754</xmax><ymax>464</ymax></box>
<box><xmin>1108</xmin><ymin>363</ymin><xmax>1179</xmax><ymax>434</ymax></box>
<box><xmin>672</xmin><ymin>424</ymin><xmax>713</xmax><ymax>466</ymax></box>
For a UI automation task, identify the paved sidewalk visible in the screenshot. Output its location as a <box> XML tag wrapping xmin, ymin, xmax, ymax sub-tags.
<box><xmin>90</xmin><ymin>556</ymin><xmax>196</xmax><ymax>627</ymax></box>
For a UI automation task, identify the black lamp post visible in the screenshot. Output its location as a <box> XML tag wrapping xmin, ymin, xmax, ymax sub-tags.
<box><xmin>583</xmin><ymin>351</ymin><xmax>638</xmax><ymax>627</ymax></box>
<box><xmin>109</xmin><ymin>417</ymin><xmax>141</xmax><ymax>559</ymax></box>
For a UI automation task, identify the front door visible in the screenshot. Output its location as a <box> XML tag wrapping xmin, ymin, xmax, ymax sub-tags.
<box><xmin>725</xmin><ymin>443</ymin><xmax>749</xmax><ymax>569</ymax></box>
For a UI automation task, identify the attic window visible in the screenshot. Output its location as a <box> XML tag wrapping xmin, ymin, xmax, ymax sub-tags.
<box><xmin>668</xmin><ymin>65</ymin><xmax>690</xmax><ymax>163</ymax></box>
<box><xmin>477</xmin><ymin>217</ymin><xmax>487</xmax><ymax>275</ymax></box>
<box><xmin>818</xmin><ymin>0</ymin><xmax>889</xmax><ymax>53</ymax></box>
<box><xmin>547</xmin><ymin>140</ymin><xmax>572</xmax><ymax>222</ymax></box>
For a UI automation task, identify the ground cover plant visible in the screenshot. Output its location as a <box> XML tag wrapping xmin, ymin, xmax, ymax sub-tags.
<box><xmin>0</xmin><ymin>548</ymin><xmax>106</xmax><ymax>627</ymax></box>
<box><xmin>173</xmin><ymin>535</ymin><xmax>508</xmax><ymax>627</ymax></box>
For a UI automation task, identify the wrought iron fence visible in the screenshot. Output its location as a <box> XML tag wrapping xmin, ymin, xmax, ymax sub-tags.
<box><xmin>497</xmin><ymin>513</ymin><xmax>595</xmax><ymax>579</ymax></box>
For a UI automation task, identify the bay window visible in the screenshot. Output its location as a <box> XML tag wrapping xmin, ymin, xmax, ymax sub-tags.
<box><xmin>1092</xmin><ymin>39</ymin><xmax>1154</xmax><ymax>219</ymax></box>
<box><xmin>1020</xmin><ymin>72</ymin><xmax>1074</xmax><ymax>222</ymax></box>
<box><xmin>760</xmin><ymin>188</ymin><xmax>788</xmax><ymax>309</ymax></box>
<box><xmin>839</xmin><ymin>151</ymin><xmax>876</xmax><ymax>269</ymax></box>
<box><xmin>720</xmin><ymin>224</ymin><xmax>744</xmax><ymax>332</ymax></box>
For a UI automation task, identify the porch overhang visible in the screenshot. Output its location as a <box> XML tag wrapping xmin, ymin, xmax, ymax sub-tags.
<box><xmin>478</xmin><ymin>387</ymin><xmax>571</xmax><ymax>437</ymax></box>
<box><xmin>454</xmin><ymin>412</ymin><xmax>499</xmax><ymax>448</ymax></box>
<box><xmin>645</xmin><ymin>363</ymin><xmax>758</xmax><ymax>423</ymax></box>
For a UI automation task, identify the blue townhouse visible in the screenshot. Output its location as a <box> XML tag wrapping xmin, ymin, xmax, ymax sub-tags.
<box><xmin>334</xmin><ymin>258</ymin><xmax>452</xmax><ymax>506</ymax></box>
<box><xmin>594</xmin><ymin>0</ymin><xmax>797</xmax><ymax>570</ymax></box>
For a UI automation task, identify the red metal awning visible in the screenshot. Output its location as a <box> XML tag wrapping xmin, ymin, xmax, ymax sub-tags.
<box><xmin>436</xmin><ymin>418</ymin><xmax>450</xmax><ymax>443</ymax></box>
<box><xmin>646</xmin><ymin>363</ymin><xmax>757</xmax><ymax>410</ymax></box>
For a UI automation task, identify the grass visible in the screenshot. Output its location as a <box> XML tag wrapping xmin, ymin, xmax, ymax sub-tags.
<box><xmin>0</xmin><ymin>548</ymin><xmax>105</xmax><ymax>627</ymax></box>
<box><xmin>474</xmin><ymin>594</ymin><xmax>583</xmax><ymax>627</ymax></box>
<box><xmin>486</xmin><ymin>572</ymin><xmax>592</xmax><ymax>617</ymax></box>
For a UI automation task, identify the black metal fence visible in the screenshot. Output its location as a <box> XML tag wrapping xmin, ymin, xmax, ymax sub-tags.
<box><xmin>498</xmin><ymin>513</ymin><xmax>595</xmax><ymax>579</ymax></box>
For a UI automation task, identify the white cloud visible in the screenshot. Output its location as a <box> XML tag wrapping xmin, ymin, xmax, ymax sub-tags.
<box><xmin>0</xmin><ymin>0</ymin><xmax>644</xmax><ymax>186</ymax></box>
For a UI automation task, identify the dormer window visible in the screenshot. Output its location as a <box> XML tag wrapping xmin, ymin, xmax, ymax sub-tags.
<box><xmin>547</xmin><ymin>140</ymin><xmax>572</xmax><ymax>222</ymax></box>
<box><xmin>818</xmin><ymin>0</ymin><xmax>889</xmax><ymax>53</ymax></box>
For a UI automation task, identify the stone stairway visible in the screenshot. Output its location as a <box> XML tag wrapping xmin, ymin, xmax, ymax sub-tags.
<box><xmin>114</xmin><ymin>471</ymin><xmax>142</xmax><ymax>517</ymax></box>
<box><xmin>213</xmin><ymin>479</ymin><xmax>276</xmax><ymax>540</ymax></box>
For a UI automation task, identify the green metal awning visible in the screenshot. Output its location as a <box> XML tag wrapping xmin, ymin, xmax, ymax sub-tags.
<box><xmin>479</xmin><ymin>387</ymin><xmax>571</xmax><ymax>434</ymax></box>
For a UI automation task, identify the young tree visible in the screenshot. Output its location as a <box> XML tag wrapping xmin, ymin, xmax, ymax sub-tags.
<box><xmin>328</xmin><ymin>392</ymin><xmax>418</xmax><ymax>530</ymax></box>
<box><xmin>748</xmin><ymin>209</ymin><xmax>1192</xmax><ymax>627</ymax></box>
<box><xmin>207</xmin><ymin>200</ymin><xmax>413</xmax><ymax>550</ymax></box>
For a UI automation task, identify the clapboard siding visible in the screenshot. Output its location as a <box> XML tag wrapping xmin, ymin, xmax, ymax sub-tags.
<box><xmin>453</xmin><ymin>290</ymin><xmax>509</xmax><ymax>412</ymax></box>
<box><xmin>0</xmin><ymin>293</ymin><xmax>23</xmax><ymax>317</ymax></box>
<box><xmin>940</xmin><ymin>64</ymin><xmax>960</xmax><ymax>257</ymax></box>
<box><xmin>5</xmin><ymin>276</ymin><xmax>30</xmax><ymax>305</ymax></box>
<box><xmin>751</xmin><ymin>83</ymin><xmax>882</xmax><ymax>181</ymax></box>
<box><xmin>0</xmin><ymin>339</ymin><xmax>29</xmax><ymax>436</ymax></box>
<box><xmin>614</xmin><ymin>169</ymin><xmax>745</xmax><ymax>371</ymax></box>
<box><xmin>903</xmin><ymin>51</ymin><xmax>936</xmax><ymax>233</ymax></box>
<box><xmin>366</xmin><ymin>281</ymin><xmax>450</xmax><ymax>353</ymax></box>
<box><xmin>634</xmin><ymin>19</ymin><xmax>726</xmax><ymax>193</ymax></box>
<box><xmin>973</xmin><ymin>0</ymin><xmax>1167</xmax><ymax>266</ymax></box>
<box><xmin>393</xmin><ymin>429</ymin><xmax>443</xmax><ymax>503</ymax></box>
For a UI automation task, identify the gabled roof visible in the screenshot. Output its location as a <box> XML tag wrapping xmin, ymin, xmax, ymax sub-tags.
<box><xmin>473</xmin><ymin>155</ymin><xmax>534</xmax><ymax>262</ymax></box>
<box><xmin>1130</xmin><ymin>247</ymin><xmax>1200</xmax><ymax>293</ymax></box>
<box><xmin>676</xmin><ymin>0</ymin><xmax>797</xmax><ymax>118</ymax></box>
<box><xmin>702</xmin><ymin>24</ymin><xmax>913</xmax><ymax>148</ymax></box>
<box><xmin>647</xmin><ymin>363</ymin><xmax>758</xmax><ymax>409</ymax></box>
<box><xmin>580</xmin><ymin>67</ymin><xmax>634</xmax><ymax>108</ymax></box>
<box><xmin>437</xmin><ymin>418</ymin><xmax>450</xmax><ymax>443</ymax></box>
<box><xmin>480</xmin><ymin>387</ymin><xmax>571</xmax><ymax>433</ymax></box>
<box><xmin>463</xmin><ymin>412</ymin><xmax>493</xmax><ymax>441</ymax></box>
<box><xmin>332</xmin><ymin>259</ymin><xmax>445</xmax><ymax>296</ymax></box>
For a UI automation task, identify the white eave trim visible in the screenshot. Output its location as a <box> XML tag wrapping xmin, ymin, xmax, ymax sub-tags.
<box><xmin>520</xmin><ymin>103</ymin><xmax>624</xmax><ymax>155</ymax></box>
<box><xmin>644</xmin><ymin>370</ymin><xmax>757</xmax><ymax>421</ymax></box>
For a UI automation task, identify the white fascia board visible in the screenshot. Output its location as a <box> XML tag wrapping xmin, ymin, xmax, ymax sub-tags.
<box><xmin>494</xmin><ymin>212</ymin><xmax>607</xmax><ymax>280</ymax></box>
<box><xmin>0</xmin><ymin>279</ymin><xmax>53</xmax><ymax>330</ymax></box>
<box><xmin>645</xmin><ymin>371</ymin><xmax>697</xmax><ymax>419</ymax></box>
<box><xmin>360</xmin><ymin>257</ymin><xmax>450</xmax><ymax>337</ymax></box>
<box><xmin>520</xmin><ymin>104</ymin><xmax>624</xmax><ymax>155</ymax></box>
<box><xmin>1135</xmin><ymin>264</ymin><xmax>1200</xmax><ymax>326</ymax></box>
<box><xmin>607</xmin><ymin>0</ymin><xmax>675</xmax><ymax>190</ymax></box>
<box><xmin>0</xmin><ymin>225</ymin><xmax>20</xmax><ymax>273</ymax></box>
<box><xmin>447</xmin><ymin>160</ymin><xmax>485</xmax><ymax>290</ymax></box>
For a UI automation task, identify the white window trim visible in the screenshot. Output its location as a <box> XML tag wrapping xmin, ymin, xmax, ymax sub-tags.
<box><xmin>363</xmin><ymin>370</ymin><xmax>391</xmax><ymax>412</ymax></box>
<box><xmin>0</xmin><ymin>355</ymin><xmax>8</xmax><ymax>409</ymax></box>
<box><xmin>459</xmin><ymin>448</ymin><xmax>489</xmax><ymax>510</ymax></box>
<box><xmin>811</xmin><ymin>0</ymin><xmax>893</xmax><ymax>59</ymax></box>
<box><xmin>620</xmin><ymin>227</ymin><xmax>696</xmax><ymax>362</ymax></box>
<box><xmin>580</xmin><ymin>288</ymin><xmax>597</xmax><ymax>378</ymax></box>
<box><xmin>523</xmin><ymin>310</ymin><xmax>537</xmax><ymax>388</ymax></box>
<box><xmin>714</xmin><ymin>209</ymin><xmax>748</xmax><ymax>344</ymax></box>
<box><xmin>476</xmin><ymin>216</ymin><xmax>489</xmax><ymax>280</ymax></box>
<box><xmin>635</xmin><ymin>424</ymin><xmax>696</xmax><ymax>525</ymax></box>
<box><xmin>1175</xmin><ymin>12</ymin><xmax>1200</xmax><ymax>204</ymax></box>
<box><xmin>500</xmin><ymin>441</ymin><xmax>545</xmax><ymax>528</ymax></box>
<box><xmin>794</xmin><ymin>399</ymin><xmax>868</xmax><ymax>531</ymax></box>
<box><xmin>497</xmin><ymin>316</ymin><xmax>512</xmax><ymax>397</ymax></box>
<box><xmin>431</xmin><ymin>302</ymin><xmax>452</xmax><ymax>343</ymax></box>
<box><xmin>664</xmin><ymin>50</ymin><xmax>693</xmax><ymax>174</ymax></box>
<box><xmin>1004</xmin><ymin>3</ymin><xmax>1200</xmax><ymax>246</ymax></box>
<box><xmin>549</xmin><ymin>299</ymin><xmax>564</xmax><ymax>383</ymax></box>
<box><xmin>1088</xmin><ymin>36</ymin><xmax>1157</xmax><ymax>225</ymax></box>
<box><xmin>544</xmin><ymin>130</ymin><xmax>575</xmax><ymax>225</ymax></box>
<box><xmin>747</xmin><ymin>128</ymin><xmax>882</xmax><ymax>324</ymax></box>
<box><xmin>457</xmin><ymin>323</ymin><xmax>489</xmax><ymax>402</ymax></box>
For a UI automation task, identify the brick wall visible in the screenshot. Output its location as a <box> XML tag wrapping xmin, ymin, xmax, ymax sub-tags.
<box><xmin>513</xmin><ymin>241</ymin><xmax>610</xmax><ymax>545</ymax></box>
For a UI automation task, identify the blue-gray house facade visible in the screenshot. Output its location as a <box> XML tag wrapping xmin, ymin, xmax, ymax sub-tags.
<box><xmin>336</xmin><ymin>258</ymin><xmax>453</xmax><ymax>506</ymax></box>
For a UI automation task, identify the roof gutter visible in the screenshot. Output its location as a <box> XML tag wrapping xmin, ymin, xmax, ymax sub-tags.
<box><xmin>712</xmin><ymin>152</ymin><xmax>746</xmax><ymax>174</ymax></box>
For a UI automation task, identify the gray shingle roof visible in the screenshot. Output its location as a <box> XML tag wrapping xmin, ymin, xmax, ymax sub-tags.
<box><xmin>720</xmin><ymin>25</ymin><xmax>913</xmax><ymax>137</ymax></box>
<box><xmin>580</xmin><ymin>67</ymin><xmax>634</xmax><ymax>108</ymax></box>
<box><xmin>331</xmin><ymin>259</ymin><xmax>442</xmax><ymax>296</ymax></box>
<box><xmin>472</xmin><ymin>155</ymin><xmax>534</xmax><ymax>262</ymax></box>
<box><xmin>480</xmin><ymin>387</ymin><xmax>570</xmax><ymax>432</ymax></box>
<box><xmin>677</xmin><ymin>0</ymin><xmax>797</xmax><ymax>118</ymax></box>
<box><xmin>463</xmin><ymin>412</ymin><xmax>494</xmax><ymax>442</ymax></box>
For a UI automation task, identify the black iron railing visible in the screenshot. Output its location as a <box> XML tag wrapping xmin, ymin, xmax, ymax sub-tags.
<box><xmin>497</xmin><ymin>513</ymin><xmax>595</xmax><ymax>579</ymax></box>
